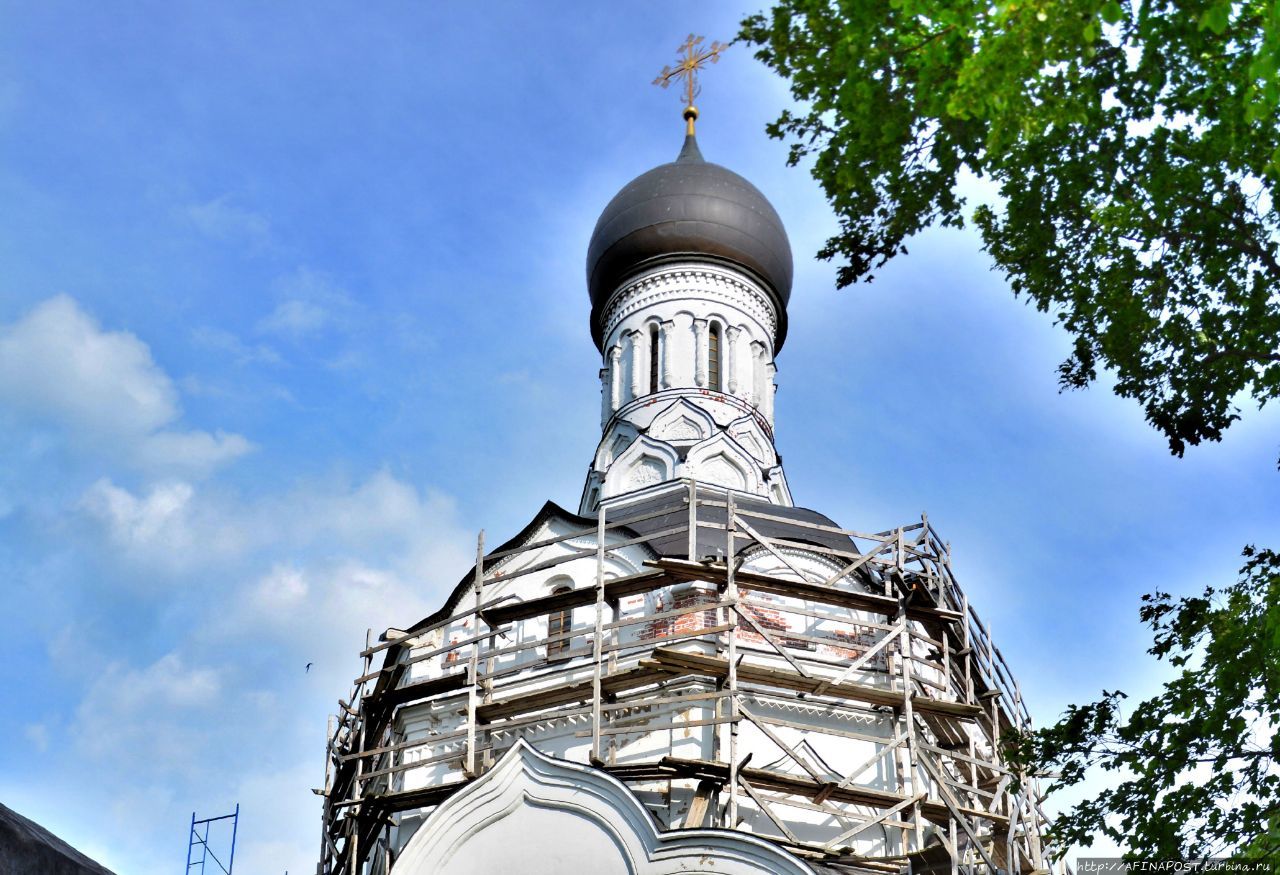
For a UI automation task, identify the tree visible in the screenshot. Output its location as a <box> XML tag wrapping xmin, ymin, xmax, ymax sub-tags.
<box><xmin>740</xmin><ymin>0</ymin><xmax>1280</xmax><ymax>457</ymax></box>
<box><xmin>1005</xmin><ymin>546</ymin><xmax>1280</xmax><ymax>862</ymax></box>
<box><xmin>739</xmin><ymin>0</ymin><xmax>1280</xmax><ymax>861</ymax></box>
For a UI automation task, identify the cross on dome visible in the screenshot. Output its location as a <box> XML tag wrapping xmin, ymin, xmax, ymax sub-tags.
<box><xmin>652</xmin><ymin>34</ymin><xmax>726</xmax><ymax>134</ymax></box>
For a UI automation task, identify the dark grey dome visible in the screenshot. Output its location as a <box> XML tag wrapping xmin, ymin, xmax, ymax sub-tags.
<box><xmin>586</xmin><ymin>135</ymin><xmax>793</xmax><ymax>351</ymax></box>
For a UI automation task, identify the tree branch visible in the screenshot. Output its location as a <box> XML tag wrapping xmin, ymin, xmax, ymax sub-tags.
<box><xmin>1199</xmin><ymin>347</ymin><xmax>1280</xmax><ymax>367</ymax></box>
<box><xmin>894</xmin><ymin>25</ymin><xmax>956</xmax><ymax>57</ymax></box>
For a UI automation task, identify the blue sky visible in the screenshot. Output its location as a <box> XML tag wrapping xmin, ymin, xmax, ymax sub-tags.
<box><xmin>0</xmin><ymin>3</ymin><xmax>1275</xmax><ymax>872</ymax></box>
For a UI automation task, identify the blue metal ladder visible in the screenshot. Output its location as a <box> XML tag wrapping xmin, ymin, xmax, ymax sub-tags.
<box><xmin>184</xmin><ymin>804</ymin><xmax>238</xmax><ymax>875</ymax></box>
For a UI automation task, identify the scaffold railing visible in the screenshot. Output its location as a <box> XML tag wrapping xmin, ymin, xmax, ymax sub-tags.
<box><xmin>319</xmin><ymin>479</ymin><xmax>1066</xmax><ymax>875</ymax></box>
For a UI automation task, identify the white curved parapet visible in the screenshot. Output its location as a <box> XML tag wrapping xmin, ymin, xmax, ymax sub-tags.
<box><xmin>394</xmin><ymin>739</ymin><xmax>815</xmax><ymax>875</ymax></box>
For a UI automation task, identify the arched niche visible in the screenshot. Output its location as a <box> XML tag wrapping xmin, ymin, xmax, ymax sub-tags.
<box><xmin>604</xmin><ymin>435</ymin><xmax>679</xmax><ymax>497</ymax></box>
<box><xmin>594</xmin><ymin>421</ymin><xmax>640</xmax><ymax>471</ymax></box>
<box><xmin>726</xmin><ymin>415</ymin><xmax>774</xmax><ymax>464</ymax></box>
<box><xmin>648</xmin><ymin>398</ymin><xmax>716</xmax><ymax>444</ymax></box>
<box><xmin>683</xmin><ymin>433</ymin><xmax>763</xmax><ymax>495</ymax></box>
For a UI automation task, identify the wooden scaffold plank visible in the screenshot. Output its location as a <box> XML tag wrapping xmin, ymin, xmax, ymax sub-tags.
<box><xmin>642</xmin><ymin>647</ymin><xmax>983</xmax><ymax>720</ymax></box>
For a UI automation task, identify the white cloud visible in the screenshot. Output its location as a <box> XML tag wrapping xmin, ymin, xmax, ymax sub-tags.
<box><xmin>257</xmin><ymin>267</ymin><xmax>354</xmax><ymax>339</ymax></box>
<box><xmin>288</xmin><ymin>469</ymin><xmax>451</xmax><ymax>546</ymax></box>
<box><xmin>251</xmin><ymin>563</ymin><xmax>308</xmax><ymax>615</ymax></box>
<box><xmin>77</xmin><ymin>477</ymin><xmax>254</xmax><ymax>573</ymax></box>
<box><xmin>64</xmin><ymin>463</ymin><xmax>474</xmax><ymax>872</ymax></box>
<box><xmin>73</xmin><ymin>652</ymin><xmax>223</xmax><ymax>774</ymax></box>
<box><xmin>258</xmin><ymin>298</ymin><xmax>330</xmax><ymax>337</ymax></box>
<box><xmin>78</xmin><ymin>468</ymin><xmax>472</xmax><ymax>586</ymax></box>
<box><xmin>240</xmin><ymin>556</ymin><xmax>437</xmax><ymax>670</ymax></box>
<box><xmin>186</xmin><ymin>195</ymin><xmax>270</xmax><ymax>246</ymax></box>
<box><xmin>140</xmin><ymin>429</ymin><xmax>254</xmax><ymax>473</ymax></box>
<box><xmin>190</xmin><ymin>325</ymin><xmax>282</xmax><ymax>366</ymax></box>
<box><xmin>0</xmin><ymin>295</ymin><xmax>253</xmax><ymax>474</ymax></box>
<box><xmin>80</xmin><ymin>479</ymin><xmax>195</xmax><ymax>552</ymax></box>
<box><xmin>0</xmin><ymin>295</ymin><xmax>178</xmax><ymax>434</ymax></box>
<box><xmin>23</xmin><ymin>723</ymin><xmax>49</xmax><ymax>753</ymax></box>
<box><xmin>221</xmin><ymin>474</ymin><xmax>473</xmax><ymax>685</ymax></box>
<box><xmin>227</xmin><ymin>761</ymin><xmax>322</xmax><ymax>874</ymax></box>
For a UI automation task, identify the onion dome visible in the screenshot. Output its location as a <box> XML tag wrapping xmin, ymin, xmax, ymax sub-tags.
<box><xmin>585</xmin><ymin>133</ymin><xmax>794</xmax><ymax>351</ymax></box>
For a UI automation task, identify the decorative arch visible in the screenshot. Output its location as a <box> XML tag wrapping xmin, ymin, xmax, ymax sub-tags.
<box><xmin>598</xmin><ymin>550</ymin><xmax>645</xmax><ymax>580</ymax></box>
<box><xmin>683</xmin><ymin>433</ymin><xmax>763</xmax><ymax>494</ymax></box>
<box><xmin>702</xmin><ymin>310</ymin><xmax>738</xmax><ymax>335</ymax></box>
<box><xmin>648</xmin><ymin>398</ymin><xmax>716</xmax><ymax>444</ymax></box>
<box><xmin>543</xmin><ymin>573</ymin><xmax>575</xmax><ymax>594</ymax></box>
<box><xmin>594</xmin><ymin>421</ymin><xmax>640</xmax><ymax>471</ymax></box>
<box><xmin>765</xmin><ymin>465</ymin><xmax>793</xmax><ymax>507</ymax></box>
<box><xmin>604</xmin><ymin>435</ymin><xmax>679</xmax><ymax>497</ymax></box>
<box><xmin>702</xmin><ymin>454</ymin><xmax>747</xmax><ymax>491</ymax></box>
<box><xmin>726</xmin><ymin>415</ymin><xmax>774</xmax><ymax>464</ymax></box>
<box><xmin>392</xmin><ymin>739</ymin><xmax>816</xmax><ymax>875</ymax></box>
<box><xmin>739</xmin><ymin>545</ymin><xmax>866</xmax><ymax>593</ymax></box>
<box><xmin>582</xmin><ymin>482</ymin><xmax>601</xmax><ymax>514</ymax></box>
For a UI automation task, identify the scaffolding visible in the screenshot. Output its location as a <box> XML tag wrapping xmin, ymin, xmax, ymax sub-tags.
<box><xmin>185</xmin><ymin>805</ymin><xmax>238</xmax><ymax>875</ymax></box>
<box><xmin>320</xmin><ymin>480</ymin><xmax>1066</xmax><ymax>874</ymax></box>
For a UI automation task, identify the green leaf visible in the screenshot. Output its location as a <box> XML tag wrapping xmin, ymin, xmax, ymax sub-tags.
<box><xmin>1267</xmin><ymin>145</ymin><xmax>1280</xmax><ymax>178</ymax></box>
<box><xmin>1199</xmin><ymin>3</ymin><xmax>1230</xmax><ymax>35</ymax></box>
<box><xmin>1249</xmin><ymin>49</ymin><xmax>1277</xmax><ymax>81</ymax></box>
<box><xmin>741</xmin><ymin>0</ymin><xmax>1280</xmax><ymax>461</ymax></box>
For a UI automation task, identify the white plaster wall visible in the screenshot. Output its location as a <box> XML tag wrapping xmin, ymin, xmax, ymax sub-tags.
<box><xmin>386</xmin><ymin>519</ymin><xmax>952</xmax><ymax>860</ymax></box>
<box><xmin>585</xmin><ymin>262</ymin><xmax>794</xmax><ymax>509</ymax></box>
<box><xmin>598</xmin><ymin>263</ymin><xmax>779</xmax><ymax>424</ymax></box>
<box><xmin>392</xmin><ymin>741</ymin><xmax>817</xmax><ymax>875</ymax></box>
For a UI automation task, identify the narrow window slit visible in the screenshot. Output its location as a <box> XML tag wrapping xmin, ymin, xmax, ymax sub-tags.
<box><xmin>648</xmin><ymin>324</ymin><xmax>660</xmax><ymax>394</ymax></box>
<box><xmin>708</xmin><ymin>324</ymin><xmax>722</xmax><ymax>392</ymax></box>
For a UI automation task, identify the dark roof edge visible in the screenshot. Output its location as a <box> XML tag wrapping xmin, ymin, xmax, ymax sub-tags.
<box><xmin>0</xmin><ymin>803</ymin><xmax>117</xmax><ymax>875</ymax></box>
<box><xmin>405</xmin><ymin>500</ymin><xmax>589</xmax><ymax>638</ymax></box>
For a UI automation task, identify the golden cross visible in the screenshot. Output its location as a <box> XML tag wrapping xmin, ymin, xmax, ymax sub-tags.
<box><xmin>653</xmin><ymin>34</ymin><xmax>727</xmax><ymax>133</ymax></box>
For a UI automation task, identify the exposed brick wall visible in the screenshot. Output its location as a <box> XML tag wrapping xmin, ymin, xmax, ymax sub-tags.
<box><xmin>638</xmin><ymin>588</ymin><xmax>719</xmax><ymax>641</ymax></box>
<box><xmin>633</xmin><ymin>586</ymin><xmax>892</xmax><ymax>672</ymax></box>
<box><xmin>736</xmin><ymin>596</ymin><xmax>790</xmax><ymax>646</ymax></box>
<box><xmin>818</xmin><ymin>627</ymin><xmax>890</xmax><ymax>669</ymax></box>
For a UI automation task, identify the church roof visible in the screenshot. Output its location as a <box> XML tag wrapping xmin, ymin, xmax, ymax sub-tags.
<box><xmin>616</xmin><ymin>489</ymin><xmax>853</xmax><ymax>559</ymax></box>
<box><xmin>0</xmin><ymin>802</ymin><xmax>117</xmax><ymax>875</ymax></box>
<box><xmin>405</xmin><ymin>490</ymin><xmax>856</xmax><ymax>639</ymax></box>
<box><xmin>585</xmin><ymin>134</ymin><xmax>793</xmax><ymax>351</ymax></box>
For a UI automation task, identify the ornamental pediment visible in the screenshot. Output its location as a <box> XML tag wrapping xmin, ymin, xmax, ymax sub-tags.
<box><xmin>392</xmin><ymin>740</ymin><xmax>815</xmax><ymax>875</ymax></box>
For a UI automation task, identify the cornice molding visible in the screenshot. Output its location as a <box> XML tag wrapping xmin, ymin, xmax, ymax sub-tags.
<box><xmin>601</xmin><ymin>265</ymin><xmax>778</xmax><ymax>349</ymax></box>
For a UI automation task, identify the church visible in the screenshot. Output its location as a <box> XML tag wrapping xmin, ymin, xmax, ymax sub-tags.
<box><xmin>318</xmin><ymin>42</ymin><xmax>1062</xmax><ymax>875</ymax></box>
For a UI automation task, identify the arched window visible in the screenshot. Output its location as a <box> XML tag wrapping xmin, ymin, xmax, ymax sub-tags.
<box><xmin>708</xmin><ymin>323</ymin><xmax>722</xmax><ymax>392</ymax></box>
<box><xmin>547</xmin><ymin>586</ymin><xmax>573</xmax><ymax>660</ymax></box>
<box><xmin>648</xmin><ymin>323</ymin><xmax>660</xmax><ymax>395</ymax></box>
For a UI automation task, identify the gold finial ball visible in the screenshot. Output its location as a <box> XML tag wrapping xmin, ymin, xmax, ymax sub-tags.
<box><xmin>683</xmin><ymin>105</ymin><xmax>699</xmax><ymax>135</ymax></box>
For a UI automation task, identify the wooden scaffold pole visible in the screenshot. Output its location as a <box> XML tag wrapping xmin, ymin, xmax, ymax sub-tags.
<box><xmin>898</xmin><ymin>597</ymin><xmax>924</xmax><ymax>855</ymax></box>
<box><xmin>465</xmin><ymin>531</ymin><xmax>484</xmax><ymax>778</ymax></box>
<box><xmin>315</xmin><ymin>493</ymin><xmax>1068</xmax><ymax>874</ymax></box>
<box><xmin>726</xmin><ymin>491</ymin><xmax>740</xmax><ymax>827</ymax></box>
<box><xmin>592</xmin><ymin>501</ymin><xmax>607</xmax><ymax>763</ymax></box>
<box><xmin>687</xmin><ymin>479</ymin><xmax>698</xmax><ymax>560</ymax></box>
